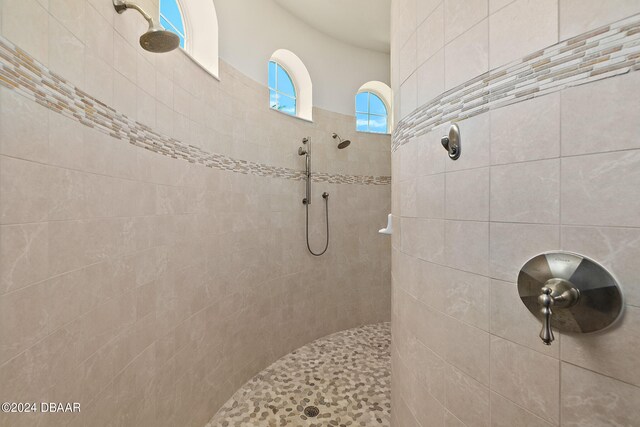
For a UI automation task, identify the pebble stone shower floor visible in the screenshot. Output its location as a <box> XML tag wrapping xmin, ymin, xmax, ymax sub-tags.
<box><xmin>206</xmin><ymin>323</ymin><xmax>391</xmax><ymax>426</ymax></box>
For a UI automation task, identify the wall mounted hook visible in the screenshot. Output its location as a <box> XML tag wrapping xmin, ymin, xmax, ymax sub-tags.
<box><xmin>441</xmin><ymin>123</ymin><xmax>461</xmax><ymax>160</ymax></box>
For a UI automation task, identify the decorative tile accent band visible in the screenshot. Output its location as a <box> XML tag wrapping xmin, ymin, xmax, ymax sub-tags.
<box><xmin>392</xmin><ymin>14</ymin><xmax>640</xmax><ymax>151</ymax></box>
<box><xmin>0</xmin><ymin>36</ymin><xmax>391</xmax><ymax>186</ymax></box>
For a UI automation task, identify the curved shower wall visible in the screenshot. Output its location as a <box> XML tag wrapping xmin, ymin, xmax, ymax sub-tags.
<box><xmin>391</xmin><ymin>1</ymin><xmax>640</xmax><ymax>426</ymax></box>
<box><xmin>0</xmin><ymin>3</ymin><xmax>390</xmax><ymax>427</ymax></box>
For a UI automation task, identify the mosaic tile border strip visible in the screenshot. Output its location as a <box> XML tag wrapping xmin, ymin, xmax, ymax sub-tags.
<box><xmin>392</xmin><ymin>14</ymin><xmax>640</xmax><ymax>151</ymax></box>
<box><xmin>0</xmin><ymin>36</ymin><xmax>391</xmax><ymax>186</ymax></box>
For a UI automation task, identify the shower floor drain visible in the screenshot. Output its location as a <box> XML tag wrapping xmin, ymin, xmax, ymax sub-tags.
<box><xmin>303</xmin><ymin>406</ymin><xmax>319</xmax><ymax>417</ymax></box>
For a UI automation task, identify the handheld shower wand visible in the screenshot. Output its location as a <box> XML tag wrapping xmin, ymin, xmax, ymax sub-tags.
<box><xmin>298</xmin><ymin>137</ymin><xmax>329</xmax><ymax>256</ymax></box>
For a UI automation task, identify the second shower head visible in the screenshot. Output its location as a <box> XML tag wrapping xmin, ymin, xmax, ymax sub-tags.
<box><xmin>332</xmin><ymin>133</ymin><xmax>351</xmax><ymax>149</ymax></box>
<box><xmin>113</xmin><ymin>0</ymin><xmax>180</xmax><ymax>53</ymax></box>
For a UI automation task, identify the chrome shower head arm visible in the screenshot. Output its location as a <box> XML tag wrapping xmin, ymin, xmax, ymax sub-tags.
<box><xmin>113</xmin><ymin>0</ymin><xmax>179</xmax><ymax>53</ymax></box>
<box><xmin>113</xmin><ymin>0</ymin><xmax>155</xmax><ymax>28</ymax></box>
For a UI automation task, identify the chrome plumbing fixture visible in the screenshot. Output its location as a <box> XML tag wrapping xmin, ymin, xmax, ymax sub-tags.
<box><xmin>298</xmin><ymin>137</ymin><xmax>311</xmax><ymax>205</ymax></box>
<box><xmin>517</xmin><ymin>252</ymin><xmax>624</xmax><ymax>346</ymax></box>
<box><xmin>332</xmin><ymin>133</ymin><xmax>351</xmax><ymax>149</ymax></box>
<box><xmin>297</xmin><ymin>137</ymin><xmax>330</xmax><ymax>256</ymax></box>
<box><xmin>441</xmin><ymin>123</ymin><xmax>461</xmax><ymax>160</ymax></box>
<box><xmin>113</xmin><ymin>0</ymin><xmax>180</xmax><ymax>53</ymax></box>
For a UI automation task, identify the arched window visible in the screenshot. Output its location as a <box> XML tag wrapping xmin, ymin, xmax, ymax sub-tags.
<box><xmin>159</xmin><ymin>0</ymin><xmax>219</xmax><ymax>78</ymax></box>
<box><xmin>268</xmin><ymin>61</ymin><xmax>296</xmax><ymax>116</ymax></box>
<box><xmin>268</xmin><ymin>50</ymin><xmax>313</xmax><ymax>121</ymax></box>
<box><xmin>355</xmin><ymin>81</ymin><xmax>393</xmax><ymax>134</ymax></box>
<box><xmin>160</xmin><ymin>0</ymin><xmax>186</xmax><ymax>49</ymax></box>
<box><xmin>356</xmin><ymin>92</ymin><xmax>388</xmax><ymax>133</ymax></box>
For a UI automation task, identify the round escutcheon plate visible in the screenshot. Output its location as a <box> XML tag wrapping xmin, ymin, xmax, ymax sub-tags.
<box><xmin>517</xmin><ymin>252</ymin><xmax>624</xmax><ymax>334</ymax></box>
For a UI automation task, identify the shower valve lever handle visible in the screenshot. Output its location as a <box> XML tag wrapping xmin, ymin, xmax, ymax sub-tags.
<box><xmin>538</xmin><ymin>287</ymin><xmax>554</xmax><ymax>345</ymax></box>
<box><xmin>536</xmin><ymin>279</ymin><xmax>580</xmax><ymax>345</ymax></box>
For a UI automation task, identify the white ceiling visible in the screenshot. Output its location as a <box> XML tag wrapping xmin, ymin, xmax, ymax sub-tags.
<box><xmin>273</xmin><ymin>0</ymin><xmax>391</xmax><ymax>53</ymax></box>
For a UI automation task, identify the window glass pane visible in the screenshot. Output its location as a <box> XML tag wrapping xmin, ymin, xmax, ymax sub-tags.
<box><xmin>269</xmin><ymin>89</ymin><xmax>278</xmax><ymax>109</ymax></box>
<box><xmin>276</xmin><ymin>64</ymin><xmax>295</xmax><ymax>98</ymax></box>
<box><xmin>355</xmin><ymin>92</ymin><xmax>368</xmax><ymax>113</ymax></box>
<box><xmin>368</xmin><ymin>115</ymin><xmax>388</xmax><ymax>133</ymax></box>
<box><xmin>356</xmin><ymin>113</ymin><xmax>369</xmax><ymax>132</ymax></box>
<box><xmin>277</xmin><ymin>93</ymin><xmax>296</xmax><ymax>116</ymax></box>
<box><xmin>160</xmin><ymin>0</ymin><xmax>185</xmax><ymax>48</ymax></box>
<box><xmin>160</xmin><ymin>0</ymin><xmax>185</xmax><ymax>35</ymax></box>
<box><xmin>268</xmin><ymin>61</ymin><xmax>276</xmax><ymax>90</ymax></box>
<box><xmin>369</xmin><ymin>93</ymin><xmax>387</xmax><ymax>116</ymax></box>
<box><xmin>160</xmin><ymin>16</ymin><xmax>185</xmax><ymax>48</ymax></box>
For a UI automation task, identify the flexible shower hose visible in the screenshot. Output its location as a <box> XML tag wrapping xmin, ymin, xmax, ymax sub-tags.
<box><xmin>305</xmin><ymin>195</ymin><xmax>329</xmax><ymax>256</ymax></box>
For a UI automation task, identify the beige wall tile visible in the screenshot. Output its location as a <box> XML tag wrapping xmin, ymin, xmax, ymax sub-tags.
<box><xmin>490</xmin><ymin>222</ymin><xmax>559</xmax><ymax>282</ymax></box>
<box><xmin>445</xmin><ymin>268</ymin><xmax>490</xmax><ymax>330</ymax></box>
<box><xmin>400</xmin><ymin>178</ymin><xmax>418</xmax><ymax>217</ymax></box>
<box><xmin>400</xmin><ymin>73</ymin><xmax>418</xmax><ymax>119</ymax></box>
<box><xmin>114</xmin><ymin>31</ymin><xmax>138</xmax><ymax>83</ymax></box>
<box><xmin>561</xmin><ymin>305</ymin><xmax>640</xmax><ymax>387</ymax></box>
<box><xmin>416</xmin><ymin>173</ymin><xmax>445</xmax><ymax>219</ymax></box>
<box><xmin>48</xmin><ymin>111</ymin><xmax>85</xmax><ymax>170</ymax></box>
<box><xmin>0</xmin><ymin>281</ymin><xmax>51</xmax><ymax>365</ymax></box>
<box><xmin>0</xmin><ymin>156</ymin><xmax>51</xmax><ymax>225</ymax></box>
<box><xmin>445</xmin><ymin>220</ymin><xmax>489</xmax><ymax>276</ymax></box>
<box><xmin>396</xmin><ymin>0</ymin><xmax>417</xmax><ymax>50</ymax></box>
<box><xmin>416</xmin><ymin>126</ymin><xmax>448</xmax><ymax>176</ymax></box>
<box><xmin>489</xmin><ymin>0</ymin><xmax>516</xmax><ymax>14</ymax></box>
<box><xmin>417</xmin><ymin>3</ymin><xmax>444</xmax><ymax>65</ymax></box>
<box><xmin>395</xmin><ymin>349</ymin><xmax>446</xmax><ymax>425</ymax></box>
<box><xmin>561</xmin><ymin>150</ymin><xmax>640</xmax><ymax>228</ymax></box>
<box><xmin>445</xmin><ymin>167</ymin><xmax>490</xmax><ymax>221</ymax></box>
<box><xmin>446</xmin><ymin>316</ymin><xmax>490</xmax><ymax>385</ymax></box>
<box><xmin>84</xmin><ymin>2</ymin><xmax>114</xmax><ymax>65</ymax></box>
<box><xmin>561</xmin><ymin>71</ymin><xmax>640</xmax><ymax>156</ymax></box>
<box><xmin>490</xmin><ymin>279</ymin><xmax>559</xmax><ymax>358</ymax></box>
<box><xmin>417</xmin><ymin>49</ymin><xmax>445</xmax><ymax>106</ymax></box>
<box><xmin>48</xmin><ymin>14</ymin><xmax>85</xmax><ymax>87</ymax></box>
<box><xmin>490</xmin><ymin>337</ymin><xmax>560</xmax><ymax>423</ymax></box>
<box><xmin>559</xmin><ymin>0</ymin><xmax>640</xmax><ymax>40</ymax></box>
<box><xmin>490</xmin><ymin>392</ymin><xmax>553</xmax><ymax>427</ymax></box>
<box><xmin>391</xmin><ymin>392</ymin><xmax>423</xmax><ymax>427</ymax></box>
<box><xmin>402</xmin><ymin>217</ymin><xmax>446</xmax><ymax>263</ymax></box>
<box><xmin>0</xmin><ymin>89</ymin><xmax>49</xmax><ymax>164</ymax></box>
<box><xmin>444</xmin><ymin>19</ymin><xmax>489</xmax><ymax>90</ymax></box>
<box><xmin>445</xmin><ymin>365</ymin><xmax>490</xmax><ymax>427</ymax></box>
<box><xmin>444</xmin><ymin>410</ymin><xmax>466</xmax><ymax>427</ymax></box>
<box><xmin>562</xmin><ymin>226</ymin><xmax>640</xmax><ymax>308</ymax></box>
<box><xmin>444</xmin><ymin>0</ymin><xmax>488</xmax><ymax>43</ymax></box>
<box><xmin>417</xmin><ymin>0</ymin><xmax>442</xmax><ymax>25</ymax></box>
<box><xmin>83</xmin><ymin>52</ymin><xmax>114</xmax><ymax>105</ymax></box>
<box><xmin>490</xmin><ymin>93</ymin><xmax>561</xmax><ymax>165</ymax></box>
<box><xmin>489</xmin><ymin>0</ymin><xmax>558</xmax><ymax>68</ymax></box>
<box><xmin>394</xmin><ymin>315</ymin><xmax>447</xmax><ymax>402</ymax></box>
<box><xmin>399</xmin><ymin>32</ymin><xmax>417</xmax><ymax>84</ymax></box>
<box><xmin>490</xmin><ymin>159</ymin><xmax>560</xmax><ymax>224</ymax></box>
<box><xmin>561</xmin><ymin>362</ymin><xmax>640</xmax><ymax>426</ymax></box>
<box><xmin>0</xmin><ymin>223</ymin><xmax>49</xmax><ymax>295</ymax></box>
<box><xmin>49</xmin><ymin>0</ymin><xmax>85</xmax><ymax>41</ymax></box>
<box><xmin>1</xmin><ymin>0</ymin><xmax>49</xmax><ymax>65</ymax></box>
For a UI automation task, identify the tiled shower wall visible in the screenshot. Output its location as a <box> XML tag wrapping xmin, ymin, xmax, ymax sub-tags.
<box><xmin>391</xmin><ymin>0</ymin><xmax>640</xmax><ymax>426</ymax></box>
<box><xmin>0</xmin><ymin>1</ymin><xmax>391</xmax><ymax>426</ymax></box>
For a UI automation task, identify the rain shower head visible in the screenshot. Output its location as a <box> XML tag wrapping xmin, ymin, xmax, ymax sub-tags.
<box><xmin>332</xmin><ymin>133</ymin><xmax>351</xmax><ymax>149</ymax></box>
<box><xmin>113</xmin><ymin>0</ymin><xmax>180</xmax><ymax>53</ymax></box>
